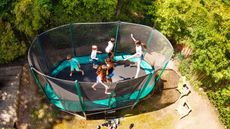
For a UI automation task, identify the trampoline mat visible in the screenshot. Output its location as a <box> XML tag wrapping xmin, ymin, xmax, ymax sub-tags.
<box><xmin>54</xmin><ymin>60</ymin><xmax>147</xmax><ymax>82</ymax></box>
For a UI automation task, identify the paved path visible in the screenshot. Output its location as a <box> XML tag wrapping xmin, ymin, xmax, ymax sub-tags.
<box><xmin>0</xmin><ymin>66</ymin><xmax>22</xmax><ymax>128</ymax></box>
<box><xmin>167</xmin><ymin>60</ymin><xmax>225</xmax><ymax>129</ymax></box>
<box><xmin>174</xmin><ymin>83</ymin><xmax>225</xmax><ymax>129</ymax></box>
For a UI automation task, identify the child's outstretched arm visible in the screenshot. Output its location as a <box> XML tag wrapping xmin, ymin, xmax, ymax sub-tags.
<box><xmin>131</xmin><ymin>34</ymin><xmax>137</xmax><ymax>42</ymax></box>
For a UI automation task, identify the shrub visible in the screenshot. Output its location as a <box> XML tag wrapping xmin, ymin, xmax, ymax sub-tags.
<box><xmin>0</xmin><ymin>20</ymin><xmax>27</xmax><ymax>63</ymax></box>
<box><xmin>208</xmin><ymin>86</ymin><xmax>230</xmax><ymax>128</ymax></box>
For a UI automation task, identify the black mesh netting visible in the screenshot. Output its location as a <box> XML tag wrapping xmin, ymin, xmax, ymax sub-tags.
<box><xmin>28</xmin><ymin>22</ymin><xmax>173</xmax><ymax>114</ymax></box>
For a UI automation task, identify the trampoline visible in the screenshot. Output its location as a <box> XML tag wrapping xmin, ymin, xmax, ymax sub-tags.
<box><xmin>28</xmin><ymin>21</ymin><xmax>173</xmax><ymax>117</ymax></box>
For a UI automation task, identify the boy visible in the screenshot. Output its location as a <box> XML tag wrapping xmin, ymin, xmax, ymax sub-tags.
<box><xmin>105</xmin><ymin>38</ymin><xmax>115</xmax><ymax>59</ymax></box>
<box><xmin>67</xmin><ymin>54</ymin><xmax>84</xmax><ymax>77</ymax></box>
<box><xmin>91</xmin><ymin>45</ymin><xmax>102</xmax><ymax>69</ymax></box>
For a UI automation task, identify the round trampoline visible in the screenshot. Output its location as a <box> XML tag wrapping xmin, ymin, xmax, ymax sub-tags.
<box><xmin>28</xmin><ymin>21</ymin><xmax>173</xmax><ymax>117</ymax></box>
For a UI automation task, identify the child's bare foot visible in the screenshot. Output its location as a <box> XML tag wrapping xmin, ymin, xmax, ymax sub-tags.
<box><xmin>92</xmin><ymin>86</ymin><xmax>96</xmax><ymax>91</ymax></box>
<box><xmin>81</xmin><ymin>70</ymin><xmax>85</xmax><ymax>75</ymax></box>
<box><xmin>105</xmin><ymin>88</ymin><xmax>111</xmax><ymax>94</ymax></box>
<box><xmin>93</xmin><ymin>64</ymin><xmax>98</xmax><ymax>69</ymax></box>
<box><xmin>105</xmin><ymin>92</ymin><xmax>111</xmax><ymax>95</ymax></box>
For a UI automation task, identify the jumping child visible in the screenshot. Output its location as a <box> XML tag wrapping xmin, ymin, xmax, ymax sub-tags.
<box><xmin>67</xmin><ymin>54</ymin><xmax>84</xmax><ymax>77</ymax></box>
<box><xmin>105</xmin><ymin>58</ymin><xmax>114</xmax><ymax>83</ymax></box>
<box><xmin>123</xmin><ymin>34</ymin><xmax>147</xmax><ymax>78</ymax></box>
<box><xmin>105</xmin><ymin>38</ymin><xmax>115</xmax><ymax>59</ymax></box>
<box><xmin>91</xmin><ymin>45</ymin><xmax>102</xmax><ymax>69</ymax></box>
<box><xmin>92</xmin><ymin>65</ymin><xmax>111</xmax><ymax>94</ymax></box>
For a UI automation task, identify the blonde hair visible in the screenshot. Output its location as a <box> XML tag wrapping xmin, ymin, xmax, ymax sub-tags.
<box><xmin>92</xmin><ymin>45</ymin><xmax>97</xmax><ymax>50</ymax></box>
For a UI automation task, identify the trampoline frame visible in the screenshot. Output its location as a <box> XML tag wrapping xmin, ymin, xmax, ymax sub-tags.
<box><xmin>28</xmin><ymin>21</ymin><xmax>173</xmax><ymax>118</ymax></box>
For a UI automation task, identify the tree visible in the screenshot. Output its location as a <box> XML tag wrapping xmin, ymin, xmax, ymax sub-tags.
<box><xmin>50</xmin><ymin>0</ymin><xmax>117</xmax><ymax>26</ymax></box>
<box><xmin>14</xmin><ymin>0</ymin><xmax>52</xmax><ymax>37</ymax></box>
<box><xmin>0</xmin><ymin>20</ymin><xmax>26</xmax><ymax>63</ymax></box>
<box><xmin>150</xmin><ymin>0</ymin><xmax>230</xmax><ymax>85</ymax></box>
<box><xmin>149</xmin><ymin>0</ymin><xmax>230</xmax><ymax>127</ymax></box>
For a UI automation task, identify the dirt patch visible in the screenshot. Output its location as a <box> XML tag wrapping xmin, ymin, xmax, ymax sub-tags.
<box><xmin>117</xmin><ymin>69</ymin><xmax>180</xmax><ymax>117</ymax></box>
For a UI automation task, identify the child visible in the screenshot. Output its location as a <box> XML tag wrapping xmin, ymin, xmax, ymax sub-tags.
<box><xmin>67</xmin><ymin>54</ymin><xmax>84</xmax><ymax>77</ymax></box>
<box><xmin>92</xmin><ymin>65</ymin><xmax>111</xmax><ymax>94</ymax></box>
<box><xmin>105</xmin><ymin>58</ymin><xmax>114</xmax><ymax>83</ymax></box>
<box><xmin>123</xmin><ymin>34</ymin><xmax>147</xmax><ymax>78</ymax></box>
<box><xmin>91</xmin><ymin>45</ymin><xmax>102</xmax><ymax>69</ymax></box>
<box><xmin>105</xmin><ymin>38</ymin><xmax>115</xmax><ymax>59</ymax></box>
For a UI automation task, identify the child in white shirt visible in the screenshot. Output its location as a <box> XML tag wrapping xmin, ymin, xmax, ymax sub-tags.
<box><xmin>124</xmin><ymin>34</ymin><xmax>147</xmax><ymax>78</ymax></box>
<box><xmin>105</xmin><ymin>38</ymin><xmax>115</xmax><ymax>59</ymax></box>
<box><xmin>91</xmin><ymin>45</ymin><xmax>102</xmax><ymax>69</ymax></box>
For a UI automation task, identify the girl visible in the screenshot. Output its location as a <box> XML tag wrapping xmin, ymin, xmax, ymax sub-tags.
<box><xmin>123</xmin><ymin>34</ymin><xmax>147</xmax><ymax>78</ymax></box>
<box><xmin>92</xmin><ymin>65</ymin><xmax>111</xmax><ymax>94</ymax></box>
<box><xmin>105</xmin><ymin>58</ymin><xmax>114</xmax><ymax>83</ymax></box>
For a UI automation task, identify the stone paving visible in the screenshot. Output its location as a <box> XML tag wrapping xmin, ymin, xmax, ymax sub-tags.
<box><xmin>0</xmin><ymin>66</ymin><xmax>22</xmax><ymax>128</ymax></box>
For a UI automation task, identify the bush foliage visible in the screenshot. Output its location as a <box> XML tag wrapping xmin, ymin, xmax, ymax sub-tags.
<box><xmin>154</xmin><ymin>0</ymin><xmax>230</xmax><ymax>127</ymax></box>
<box><xmin>0</xmin><ymin>20</ymin><xmax>26</xmax><ymax>63</ymax></box>
<box><xmin>0</xmin><ymin>0</ymin><xmax>151</xmax><ymax>63</ymax></box>
<box><xmin>208</xmin><ymin>87</ymin><xmax>230</xmax><ymax>127</ymax></box>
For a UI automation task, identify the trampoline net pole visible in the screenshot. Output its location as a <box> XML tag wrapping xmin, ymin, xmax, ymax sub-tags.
<box><xmin>113</xmin><ymin>21</ymin><xmax>120</xmax><ymax>57</ymax></box>
<box><xmin>132</xmin><ymin>73</ymin><xmax>154</xmax><ymax>109</ymax></box>
<box><xmin>37</xmin><ymin>37</ymin><xmax>49</xmax><ymax>72</ymax></box>
<box><xmin>131</xmin><ymin>28</ymin><xmax>155</xmax><ymax>109</ymax></box>
<box><xmin>108</xmin><ymin>91</ymin><xmax>115</xmax><ymax>108</ymax></box>
<box><xmin>74</xmin><ymin>80</ymin><xmax>86</xmax><ymax>117</ymax></box>
<box><xmin>156</xmin><ymin>61</ymin><xmax>169</xmax><ymax>82</ymax></box>
<box><xmin>30</xmin><ymin>68</ymin><xmax>49</xmax><ymax>99</ymax></box>
<box><xmin>147</xmin><ymin>30</ymin><xmax>154</xmax><ymax>49</ymax></box>
<box><xmin>69</xmin><ymin>23</ymin><xmax>76</xmax><ymax>57</ymax></box>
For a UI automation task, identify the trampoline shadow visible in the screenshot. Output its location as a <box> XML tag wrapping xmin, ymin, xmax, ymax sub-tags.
<box><xmin>119</xmin><ymin>76</ymin><xmax>131</xmax><ymax>80</ymax></box>
<box><xmin>114</xmin><ymin>69</ymin><xmax>181</xmax><ymax>118</ymax></box>
<box><xmin>115</xmin><ymin>60</ymin><xmax>135</xmax><ymax>67</ymax></box>
<box><xmin>115</xmin><ymin>78</ymin><xmax>180</xmax><ymax>118</ymax></box>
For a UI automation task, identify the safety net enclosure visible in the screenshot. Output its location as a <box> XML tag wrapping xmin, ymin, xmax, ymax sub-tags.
<box><xmin>28</xmin><ymin>21</ymin><xmax>173</xmax><ymax>117</ymax></box>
